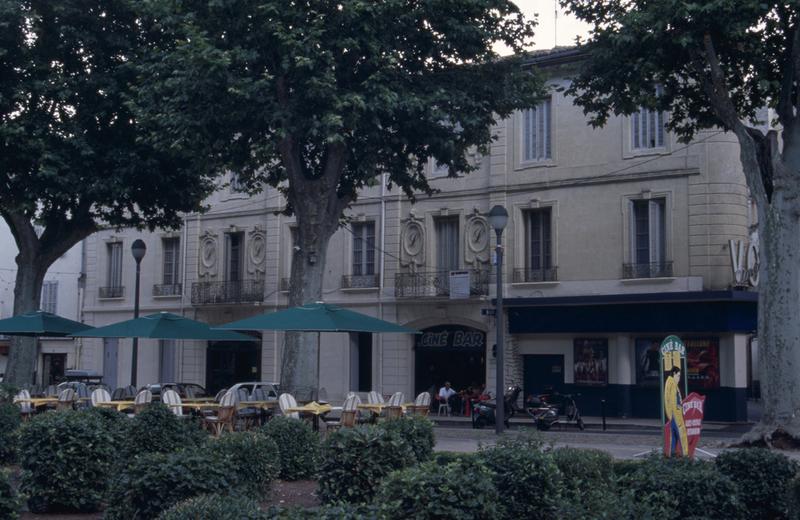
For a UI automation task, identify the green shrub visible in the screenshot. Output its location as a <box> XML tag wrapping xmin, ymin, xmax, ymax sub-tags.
<box><xmin>376</xmin><ymin>458</ymin><xmax>499</xmax><ymax>519</ymax></box>
<box><xmin>122</xmin><ymin>403</ymin><xmax>206</xmax><ymax>459</ymax></box>
<box><xmin>0</xmin><ymin>469</ymin><xmax>19</xmax><ymax>520</ymax></box>
<box><xmin>157</xmin><ymin>493</ymin><xmax>263</xmax><ymax>520</ymax></box>
<box><xmin>0</xmin><ymin>403</ymin><xmax>21</xmax><ymax>464</ymax></box>
<box><xmin>264</xmin><ymin>504</ymin><xmax>382</xmax><ymax>519</ymax></box>
<box><xmin>0</xmin><ymin>383</ymin><xmax>19</xmax><ymax>404</ymax></box>
<box><xmin>261</xmin><ymin>417</ymin><xmax>320</xmax><ymax>480</ymax></box>
<box><xmin>613</xmin><ymin>458</ymin><xmax>643</xmax><ymax>478</ymax></box>
<box><xmin>104</xmin><ymin>449</ymin><xmax>235</xmax><ymax>520</ymax></box>
<box><xmin>207</xmin><ymin>432</ymin><xmax>281</xmax><ymax>494</ymax></box>
<box><xmin>788</xmin><ymin>475</ymin><xmax>800</xmax><ymax>520</ymax></box>
<box><xmin>19</xmin><ymin>410</ymin><xmax>116</xmax><ymax>513</ymax></box>
<box><xmin>432</xmin><ymin>451</ymin><xmax>479</xmax><ymax>466</ymax></box>
<box><xmin>318</xmin><ymin>425</ymin><xmax>416</xmax><ymax>505</ymax></box>
<box><xmin>478</xmin><ymin>438</ymin><xmax>562</xmax><ymax>520</ymax></box>
<box><xmin>619</xmin><ymin>455</ymin><xmax>741</xmax><ymax>520</ymax></box>
<box><xmin>380</xmin><ymin>416</ymin><xmax>435</xmax><ymax>462</ymax></box>
<box><xmin>551</xmin><ymin>447</ymin><xmax>617</xmax><ymax>519</ymax></box>
<box><xmin>715</xmin><ymin>448</ymin><xmax>797</xmax><ymax>520</ymax></box>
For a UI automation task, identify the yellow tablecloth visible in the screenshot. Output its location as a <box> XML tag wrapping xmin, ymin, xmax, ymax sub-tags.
<box><xmin>286</xmin><ymin>401</ymin><xmax>333</xmax><ymax>416</ymax></box>
<box><xmin>15</xmin><ymin>397</ymin><xmax>60</xmax><ymax>407</ymax></box>
<box><xmin>97</xmin><ymin>400</ymin><xmax>136</xmax><ymax>412</ymax></box>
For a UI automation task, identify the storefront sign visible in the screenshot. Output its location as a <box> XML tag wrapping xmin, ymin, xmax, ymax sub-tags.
<box><xmin>661</xmin><ymin>335</ymin><xmax>689</xmax><ymax>457</ymax></box>
<box><xmin>729</xmin><ymin>238</ymin><xmax>759</xmax><ymax>287</ymax></box>
<box><xmin>681</xmin><ymin>392</ymin><xmax>705</xmax><ymax>459</ymax></box>
<box><xmin>573</xmin><ymin>338</ymin><xmax>608</xmax><ymax>386</ymax></box>
<box><xmin>415</xmin><ymin>325</ymin><xmax>486</xmax><ymax>350</ymax></box>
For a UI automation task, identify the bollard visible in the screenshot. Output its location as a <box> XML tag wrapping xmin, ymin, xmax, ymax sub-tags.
<box><xmin>601</xmin><ymin>399</ymin><xmax>607</xmax><ymax>431</ymax></box>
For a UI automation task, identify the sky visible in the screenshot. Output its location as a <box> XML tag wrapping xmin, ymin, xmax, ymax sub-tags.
<box><xmin>501</xmin><ymin>0</ymin><xmax>593</xmax><ymax>53</ymax></box>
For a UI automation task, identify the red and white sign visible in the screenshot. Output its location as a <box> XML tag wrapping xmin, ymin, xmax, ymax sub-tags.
<box><xmin>682</xmin><ymin>392</ymin><xmax>706</xmax><ymax>458</ymax></box>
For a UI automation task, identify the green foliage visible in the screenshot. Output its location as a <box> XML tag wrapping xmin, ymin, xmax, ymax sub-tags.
<box><xmin>551</xmin><ymin>447</ymin><xmax>617</xmax><ymax>518</ymax></box>
<box><xmin>122</xmin><ymin>403</ymin><xmax>206</xmax><ymax>460</ymax></box>
<box><xmin>207</xmin><ymin>432</ymin><xmax>281</xmax><ymax>495</ymax></box>
<box><xmin>104</xmin><ymin>449</ymin><xmax>235</xmax><ymax>520</ymax></box>
<box><xmin>478</xmin><ymin>440</ymin><xmax>562</xmax><ymax>520</ymax></box>
<box><xmin>19</xmin><ymin>410</ymin><xmax>116</xmax><ymax>513</ymax></box>
<box><xmin>432</xmin><ymin>451</ymin><xmax>479</xmax><ymax>466</ymax></box>
<box><xmin>264</xmin><ymin>504</ymin><xmax>382</xmax><ymax>519</ymax></box>
<box><xmin>613</xmin><ymin>458</ymin><xmax>643</xmax><ymax>478</ymax></box>
<box><xmin>261</xmin><ymin>417</ymin><xmax>320</xmax><ymax>480</ymax></box>
<box><xmin>380</xmin><ymin>416</ymin><xmax>435</xmax><ymax>462</ymax></box>
<box><xmin>0</xmin><ymin>469</ymin><xmax>19</xmax><ymax>520</ymax></box>
<box><xmin>318</xmin><ymin>425</ymin><xmax>416</xmax><ymax>505</ymax></box>
<box><xmin>0</xmin><ymin>383</ymin><xmax>19</xmax><ymax>403</ymax></box>
<box><xmin>375</xmin><ymin>459</ymin><xmax>500</xmax><ymax>520</ymax></box>
<box><xmin>157</xmin><ymin>493</ymin><xmax>263</xmax><ymax>520</ymax></box>
<box><xmin>788</xmin><ymin>475</ymin><xmax>800</xmax><ymax>520</ymax></box>
<box><xmin>0</xmin><ymin>403</ymin><xmax>21</xmax><ymax>464</ymax></box>
<box><xmin>618</xmin><ymin>455</ymin><xmax>742</xmax><ymax>520</ymax></box>
<box><xmin>716</xmin><ymin>448</ymin><xmax>798</xmax><ymax>519</ymax></box>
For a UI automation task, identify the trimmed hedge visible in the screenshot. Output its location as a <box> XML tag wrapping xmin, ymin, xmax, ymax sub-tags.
<box><xmin>551</xmin><ymin>447</ymin><xmax>617</xmax><ymax>519</ymax></box>
<box><xmin>0</xmin><ymin>403</ymin><xmax>21</xmax><ymax>464</ymax></box>
<box><xmin>318</xmin><ymin>425</ymin><xmax>416</xmax><ymax>505</ymax></box>
<box><xmin>380</xmin><ymin>416</ymin><xmax>435</xmax><ymax>463</ymax></box>
<box><xmin>104</xmin><ymin>449</ymin><xmax>235</xmax><ymax>520</ymax></box>
<box><xmin>0</xmin><ymin>469</ymin><xmax>19</xmax><ymax>520</ymax></box>
<box><xmin>432</xmin><ymin>451</ymin><xmax>479</xmax><ymax>467</ymax></box>
<box><xmin>716</xmin><ymin>448</ymin><xmax>797</xmax><ymax>520</ymax></box>
<box><xmin>261</xmin><ymin>417</ymin><xmax>320</xmax><ymax>480</ymax></box>
<box><xmin>264</xmin><ymin>504</ymin><xmax>382</xmax><ymax>519</ymax></box>
<box><xmin>478</xmin><ymin>437</ymin><xmax>563</xmax><ymax>520</ymax></box>
<box><xmin>19</xmin><ymin>410</ymin><xmax>116</xmax><ymax>513</ymax></box>
<box><xmin>375</xmin><ymin>458</ymin><xmax>500</xmax><ymax>519</ymax></box>
<box><xmin>157</xmin><ymin>493</ymin><xmax>263</xmax><ymax>520</ymax></box>
<box><xmin>122</xmin><ymin>403</ymin><xmax>206</xmax><ymax>460</ymax></box>
<box><xmin>207</xmin><ymin>432</ymin><xmax>281</xmax><ymax>495</ymax></box>
<box><xmin>618</xmin><ymin>455</ymin><xmax>741</xmax><ymax>520</ymax></box>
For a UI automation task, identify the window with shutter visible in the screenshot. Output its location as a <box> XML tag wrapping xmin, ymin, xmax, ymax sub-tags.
<box><xmin>632</xmin><ymin>86</ymin><xmax>665</xmax><ymax>150</ymax></box>
<box><xmin>522</xmin><ymin>99</ymin><xmax>552</xmax><ymax>162</ymax></box>
<box><xmin>162</xmin><ymin>238</ymin><xmax>180</xmax><ymax>286</ymax></box>
<box><xmin>352</xmin><ymin>222</ymin><xmax>376</xmax><ymax>276</ymax></box>
<box><xmin>626</xmin><ymin>198</ymin><xmax>669</xmax><ymax>278</ymax></box>
<box><xmin>41</xmin><ymin>281</ymin><xmax>58</xmax><ymax>314</ymax></box>
<box><xmin>107</xmin><ymin>243</ymin><xmax>122</xmax><ymax>288</ymax></box>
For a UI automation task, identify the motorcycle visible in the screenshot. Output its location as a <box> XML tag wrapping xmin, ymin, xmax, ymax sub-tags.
<box><xmin>527</xmin><ymin>389</ymin><xmax>585</xmax><ymax>431</ymax></box>
<box><xmin>471</xmin><ymin>386</ymin><xmax>520</xmax><ymax>429</ymax></box>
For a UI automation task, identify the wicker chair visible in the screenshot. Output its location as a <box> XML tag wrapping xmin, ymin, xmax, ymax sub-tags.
<box><xmin>323</xmin><ymin>394</ymin><xmax>361</xmax><ymax>431</ymax></box>
<box><xmin>161</xmin><ymin>389</ymin><xmax>183</xmax><ymax>416</ymax></box>
<box><xmin>15</xmin><ymin>390</ymin><xmax>34</xmax><ymax>421</ymax></box>
<box><xmin>410</xmin><ymin>392</ymin><xmax>431</xmax><ymax>416</ymax></box>
<box><xmin>278</xmin><ymin>393</ymin><xmax>300</xmax><ymax>419</ymax></box>
<box><xmin>132</xmin><ymin>389</ymin><xmax>152</xmax><ymax>415</ymax></box>
<box><xmin>384</xmin><ymin>392</ymin><xmax>405</xmax><ymax>419</ymax></box>
<box><xmin>56</xmin><ymin>388</ymin><xmax>76</xmax><ymax>411</ymax></box>
<box><xmin>203</xmin><ymin>391</ymin><xmax>236</xmax><ymax>437</ymax></box>
<box><xmin>90</xmin><ymin>388</ymin><xmax>112</xmax><ymax>407</ymax></box>
<box><xmin>367</xmin><ymin>390</ymin><xmax>385</xmax><ymax>405</ymax></box>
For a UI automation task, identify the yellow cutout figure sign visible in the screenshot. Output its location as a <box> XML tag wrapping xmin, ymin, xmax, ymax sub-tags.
<box><xmin>664</xmin><ymin>365</ymin><xmax>688</xmax><ymax>456</ymax></box>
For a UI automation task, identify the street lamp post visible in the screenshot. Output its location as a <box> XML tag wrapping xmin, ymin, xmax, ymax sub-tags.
<box><xmin>488</xmin><ymin>205</ymin><xmax>508</xmax><ymax>435</ymax></box>
<box><xmin>130</xmin><ymin>239</ymin><xmax>146</xmax><ymax>387</ymax></box>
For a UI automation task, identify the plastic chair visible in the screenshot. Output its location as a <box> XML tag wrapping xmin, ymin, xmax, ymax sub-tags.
<box><xmin>278</xmin><ymin>393</ymin><xmax>300</xmax><ymax>419</ymax></box>
<box><xmin>203</xmin><ymin>391</ymin><xmax>236</xmax><ymax>437</ymax></box>
<box><xmin>91</xmin><ymin>388</ymin><xmax>111</xmax><ymax>407</ymax></box>
<box><xmin>161</xmin><ymin>389</ymin><xmax>183</xmax><ymax>416</ymax></box>
<box><xmin>437</xmin><ymin>396</ymin><xmax>450</xmax><ymax>416</ymax></box>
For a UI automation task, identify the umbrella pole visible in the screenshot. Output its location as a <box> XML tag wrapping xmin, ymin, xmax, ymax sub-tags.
<box><xmin>316</xmin><ymin>331</ymin><xmax>321</xmax><ymax>402</ymax></box>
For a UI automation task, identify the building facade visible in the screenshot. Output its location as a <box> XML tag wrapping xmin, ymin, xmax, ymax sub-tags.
<box><xmin>78</xmin><ymin>48</ymin><xmax>758</xmax><ymax>420</ymax></box>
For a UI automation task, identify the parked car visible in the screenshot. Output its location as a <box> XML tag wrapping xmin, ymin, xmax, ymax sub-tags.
<box><xmin>228</xmin><ymin>381</ymin><xmax>280</xmax><ymax>401</ymax></box>
<box><xmin>141</xmin><ymin>382</ymin><xmax>208</xmax><ymax>400</ymax></box>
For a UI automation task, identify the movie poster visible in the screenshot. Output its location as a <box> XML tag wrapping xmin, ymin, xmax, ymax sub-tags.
<box><xmin>636</xmin><ymin>338</ymin><xmax>662</xmax><ymax>386</ymax></box>
<box><xmin>685</xmin><ymin>337</ymin><xmax>720</xmax><ymax>389</ymax></box>
<box><xmin>573</xmin><ymin>338</ymin><xmax>608</xmax><ymax>386</ymax></box>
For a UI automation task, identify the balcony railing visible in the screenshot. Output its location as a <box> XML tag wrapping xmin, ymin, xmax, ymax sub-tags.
<box><xmin>99</xmin><ymin>286</ymin><xmax>124</xmax><ymax>298</ymax></box>
<box><xmin>394</xmin><ymin>269</ymin><xmax>489</xmax><ymax>298</ymax></box>
<box><xmin>341</xmin><ymin>273</ymin><xmax>380</xmax><ymax>289</ymax></box>
<box><xmin>622</xmin><ymin>261</ymin><xmax>673</xmax><ymax>279</ymax></box>
<box><xmin>191</xmin><ymin>279</ymin><xmax>264</xmax><ymax>305</ymax></box>
<box><xmin>280</xmin><ymin>278</ymin><xmax>290</xmax><ymax>292</ymax></box>
<box><xmin>153</xmin><ymin>283</ymin><xmax>183</xmax><ymax>297</ymax></box>
<box><xmin>513</xmin><ymin>267</ymin><xmax>558</xmax><ymax>283</ymax></box>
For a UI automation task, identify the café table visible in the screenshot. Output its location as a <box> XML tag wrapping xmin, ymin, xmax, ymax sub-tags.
<box><xmin>97</xmin><ymin>400</ymin><xmax>136</xmax><ymax>412</ymax></box>
<box><xmin>14</xmin><ymin>397</ymin><xmax>59</xmax><ymax>408</ymax></box>
<box><xmin>286</xmin><ymin>401</ymin><xmax>333</xmax><ymax>431</ymax></box>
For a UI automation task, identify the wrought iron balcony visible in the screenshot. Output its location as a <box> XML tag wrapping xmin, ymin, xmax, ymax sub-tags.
<box><xmin>190</xmin><ymin>279</ymin><xmax>264</xmax><ymax>305</ymax></box>
<box><xmin>622</xmin><ymin>261</ymin><xmax>673</xmax><ymax>279</ymax></box>
<box><xmin>512</xmin><ymin>267</ymin><xmax>558</xmax><ymax>283</ymax></box>
<box><xmin>341</xmin><ymin>273</ymin><xmax>380</xmax><ymax>289</ymax></box>
<box><xmin>153</xmin><ymin>283</ymin><xmax>183</xmax><ymax>297</ymax></box>
<box><xmin>99</xmin><ymin>286</ymin><xmax>124</xmax><ymax>298</ymax></box>
<box><xmin>394</xmin><ymin>269</ymin><xmax>489</xmax><ymax>298</ymax></box>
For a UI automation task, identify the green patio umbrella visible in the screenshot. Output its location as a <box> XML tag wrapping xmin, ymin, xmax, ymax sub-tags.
<box><xmin>216</xmin><ymin>302</ymin><xmax>418</xmax><ymax>334</ymax></box>
<box><xmin>70</xmin><ymin>312</ymin><xmax>253</xmax><ymax>341</ymax></box>
<box><xmin>0</xmin><ymin>310</ymin><xmax>93</xmax><ymax>337</ymax></box>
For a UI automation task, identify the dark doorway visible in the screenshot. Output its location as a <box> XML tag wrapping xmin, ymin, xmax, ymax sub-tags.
<box><xmin>523</xmin><ymin>354</ymin><xmax>565</xmax><ymax>398</ymax></box>
<box><xmin>350</xmin><ymin>332</ymin><xmax>372</xmax><ymax>392</ymax></box>
<box><xmin>42</xmin><ymin>353</ymin><xmax>67</xmax><ymax>386</ymax></box>
<box><xmin>206</xmin><ymin>339</ymin><xmax>261</xmax><ymax>394</ymax></box>
<box><xmin>414</xmin><ymin>325</ymin><xmax>486</xmax><ymax>395</ymax></box>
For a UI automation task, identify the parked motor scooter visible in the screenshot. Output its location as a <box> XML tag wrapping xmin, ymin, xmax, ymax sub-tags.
<box><xmin>526</xmin><ymin>389</ymin><xmax>585</xmax><ymax>430</ymax></box>
<box><xmin>471</xmin><ymin>386</ymin><xmax>520</xmax><ymax>429</ymax></box>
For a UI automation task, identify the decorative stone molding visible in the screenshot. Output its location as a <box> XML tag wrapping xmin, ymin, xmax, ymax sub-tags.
<box><xmin>400</xmin><ymin>213</ymin><xmax>425</xmax><ymax>271</ymax></box>
<box><xmin>198</xmin><ymin>230</ymin><xmax>218</xmax><ymax>279</ymax></box>
<box><xmin>465</xmin><ymin>209</ymin><xmax>490</xmax><ymax>267</ymax></box>
<box><xmin>247</xmin><ymin>225</ymin><xmax>267</xmax><ymax>277</ymax></box>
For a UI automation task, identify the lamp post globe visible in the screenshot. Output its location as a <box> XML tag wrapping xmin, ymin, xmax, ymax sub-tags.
<box><xmin>130</xmin><ymin>239</ymin><xmax>146</xmax><ymax>387</ymax></box>
<box><xmin>488</xmin><ymin>205</ymin><xmax>507</xmax><ymax>434</ymax></box>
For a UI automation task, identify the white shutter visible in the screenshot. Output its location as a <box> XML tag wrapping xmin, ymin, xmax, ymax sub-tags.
<box><xmin>543</xmin><ymin>100</ymin><xmax>551</xmax><ymax>159</ymax></box>
<box><xmin>629</xmin><ymin>201</ymin><xmax>637</xmax><ymax>263</ymax></box>
<box><xmin>632</xmin><ymin>112</ymin><xmax>640</xmax><ymax>149</ymax></box>
<box><xmin>649</xmin><ymin>200</ymin><xmax>663</xmax><ymax>265</ymax></box>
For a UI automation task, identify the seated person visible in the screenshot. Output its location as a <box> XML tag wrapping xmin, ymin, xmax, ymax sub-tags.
<box><xmin>438</xmin><ymin>381</ymin><xmax>460</xmax><ymax>412</ymax></box>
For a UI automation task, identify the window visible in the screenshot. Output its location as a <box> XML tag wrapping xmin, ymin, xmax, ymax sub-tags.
<box><xmin>230</xmin><ymin>172</ymin><xmax>245</xmax><ymax>192</ymax></box>
<box><xmin>431</xmin><ymin>159</ymin><xmax>449</xmax><ymax>177</ymax></box>
<box><xmin>523</xmin><ymin>208</ymin><xmax>555</xmax><ymax>281</ymax></box>
<box><xmin>626</xmin><ymin>198</ymin><xmax>670</xmax><ymax>278</ymax></box>
<box><xmin>107</xmin><ymin>242</ymin><xmax>123</xmax><ymax>288</ymax></box>
<box><xmin>435</xmin><ymin>217</ymin><xmax>460</xmax><ymax>272</ymax></box>
<box><xmin>162</xmin><ymin>238</ymin><xmax>180</xmax><ymax>286</ymax></box>
<box><xmin>522</xmin><ymin>99</ymin><xmax>552</xmax><ymax>162</ymax></box>
<box><xmin>159</xmin><ymin>339</ymin><xmax>176</xmax><ymax>382</ymax></box>
<box><xmin>352</xmin><ymin>222</ymin><xmax>376</xmax><ymax>276</ymax></box>
<box><xmin>632</xmin><ymin>86</ymin><xmax>665</xmax><ymax>150</ymax></box>
<box><xmin>41</xmin><ymin>281</ymin><xmax>58</xmax><ymax>314</ymax></box>
<box><xmin>225</xmin><ymin>233</ymin><xmax>243</xmax><ymax>282</ymax></box>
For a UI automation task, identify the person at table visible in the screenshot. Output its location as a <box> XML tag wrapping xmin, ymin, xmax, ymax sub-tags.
<box><xmin>438</xmin><ymin>381</ymin><xmax>460</xmax><ymax>412</ymax></box>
